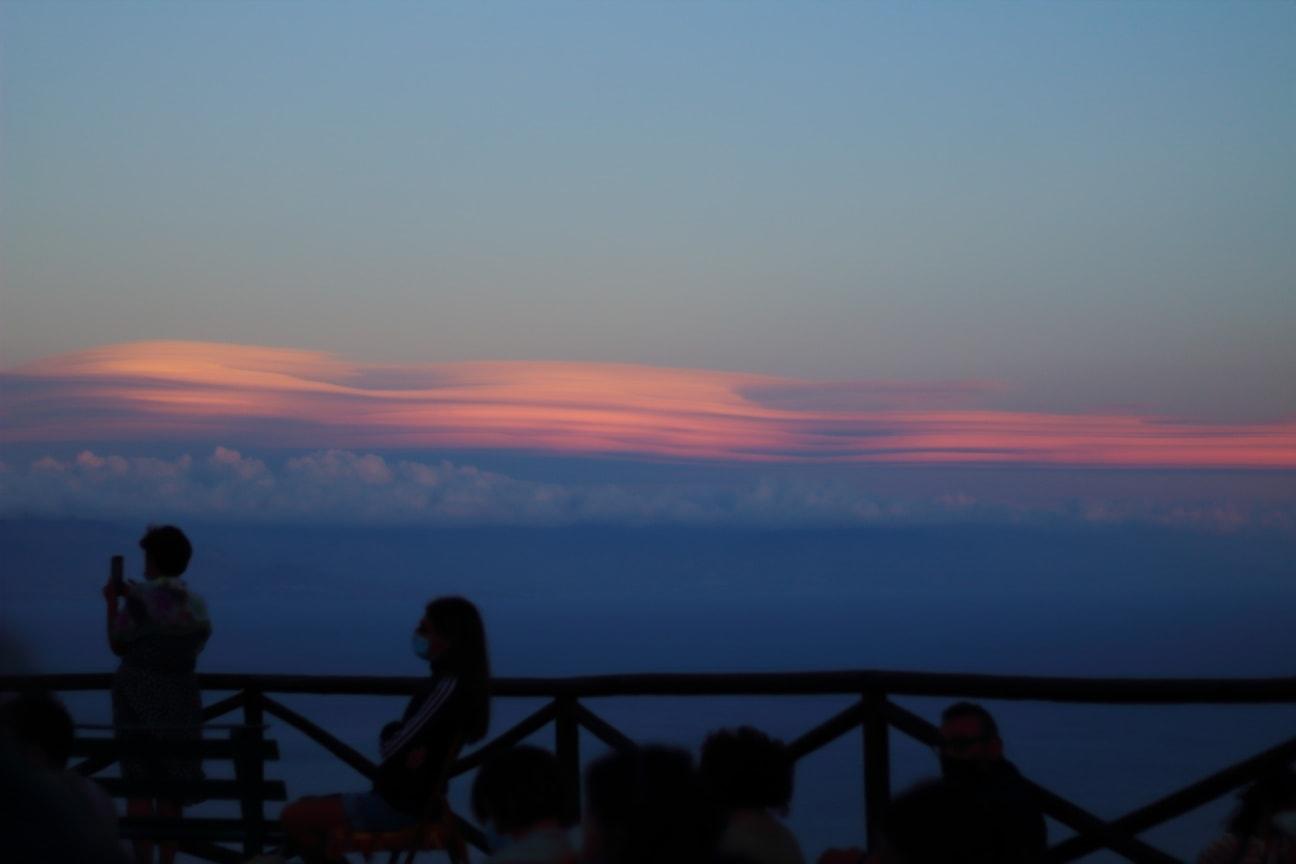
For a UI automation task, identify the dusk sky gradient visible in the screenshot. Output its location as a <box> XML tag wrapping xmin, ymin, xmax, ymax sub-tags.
<box><xmin>2</xmin><ymin>2</ymin><xmax>1294</xmax><ymax>529</ymax></box>
<box><xmin>2</xmin><ymin>13</ymin><xmax>1296</xmax><ymax>860</ymax></box>
<box><xmin>4</xmin><ymin>12</ymin><xmax>1295</xmax><ymax>858</ymax></box>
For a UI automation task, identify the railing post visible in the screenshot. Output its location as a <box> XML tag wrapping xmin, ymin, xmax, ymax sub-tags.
<box><xmin>862</xmin><ymin>690</ymin><xmax>891</xmax><ymax>852</ymax></box>
<box><xmin>555</xmin><ymin>696</ymin><xmax>581</xmax><ymax>824</ymax></box>
<box><xmin>237</xmin><ymin>688</ymin><xmax>266</xmax><ymax>858</ymax></box>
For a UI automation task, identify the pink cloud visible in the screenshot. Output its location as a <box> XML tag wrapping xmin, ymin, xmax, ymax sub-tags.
<box><xmin>3</xmin><ymin>340</ymin><xmax>1295</xmax><ymax>468</ymax></box>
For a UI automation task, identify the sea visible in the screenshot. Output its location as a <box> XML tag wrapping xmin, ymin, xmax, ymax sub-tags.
<box><xmin>2</xmin><ymin>517</ymin><xmax>1294</xmax><ymax>862</ymax></box>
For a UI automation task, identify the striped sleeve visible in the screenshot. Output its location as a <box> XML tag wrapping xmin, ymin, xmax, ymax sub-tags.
<box><xmin>379</xmin><ymin>677</ymin><xmax>456</xmax><ymax>762</ymax></box>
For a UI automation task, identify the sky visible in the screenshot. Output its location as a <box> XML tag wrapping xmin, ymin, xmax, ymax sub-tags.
<box><xmin>1</xmin><ymin>1</ymin><xmax>1295</xmax><ymax>531</ymax></box>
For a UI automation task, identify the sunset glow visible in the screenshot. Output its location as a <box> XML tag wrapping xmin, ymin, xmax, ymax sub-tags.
<box><xmin>4</xmin><ymin>341</ymin><xmax>1294</xmax><ymax>468</ymax></box>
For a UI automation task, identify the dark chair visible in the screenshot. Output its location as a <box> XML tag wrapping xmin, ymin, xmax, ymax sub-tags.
<box><xmin>325</xmin><ymin>730</ymin><xmax>468</xmax><ymax>864</ymax></box>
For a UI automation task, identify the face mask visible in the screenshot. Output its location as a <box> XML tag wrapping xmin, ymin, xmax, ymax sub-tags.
<box><xmin>1274</xmin><ymin>811</ymin><xmax>1296</xmax><ymax>838</ymax></box>
<box><xmin>412</xmin><ymin>632</ymin><xmax>430</xmax><ymax>661</ymax></box>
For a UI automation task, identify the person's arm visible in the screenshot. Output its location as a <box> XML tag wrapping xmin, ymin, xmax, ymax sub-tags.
<box><xmin>379</xmin><ymin>721</ymin><xmax>402</xmax><ymax>747</ymax></box>
<box><xmin>186</xmin><ymin>591</ymin><xmax>213</xmax><ymax>652</ymax></box>
<box><xmin>194</xmin><ymin>618</ymin><xmax>213</xmax><ymax>653</ymax></box>
<box><xmin>102</xmin><ymin>583</ymin><xmax>127</xmax><ymax>656</ymax></box>
<box><xmin>378</xmin><ymin>677</ymin><xmax>456</xmax><ymax>768</ymax></box>
<box><xmin>104</xmin><ymin>581</ymin><xmax>151</xmax><ymax>655</ymax></box>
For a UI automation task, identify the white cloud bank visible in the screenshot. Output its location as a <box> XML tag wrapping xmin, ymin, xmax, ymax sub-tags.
<box><xmin>2</xmin><ymin>447</ymin><xmax>1293</xmax><ymax>533</ymax></box>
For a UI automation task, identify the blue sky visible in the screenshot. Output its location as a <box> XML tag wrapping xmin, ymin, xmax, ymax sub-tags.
<box><xmin>3</xmin><ymin>1</ymin><xmax>1294</xmax><ymax>422</ymax></box>
<box><xmin>2</xmin><ymin>2</ymin><xmax>1294</xmax><ymax>534</ymax></box>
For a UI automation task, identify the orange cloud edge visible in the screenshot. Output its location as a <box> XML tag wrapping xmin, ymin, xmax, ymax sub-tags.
<box><xmin>3</xmin><ymin>341</ymin><xmax>1294</xmax><ymax>469</ymax></box>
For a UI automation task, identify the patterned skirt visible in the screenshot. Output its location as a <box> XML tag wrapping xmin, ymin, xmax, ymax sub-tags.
<box><xmin>111</xmin><ymin>664</ymin><xmax>206</xmax><ymax>801</ymax></box>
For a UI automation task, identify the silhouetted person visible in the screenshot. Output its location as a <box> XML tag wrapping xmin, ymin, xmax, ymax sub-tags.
<box><xmin>281</xmin><ymin>596</ymin><xmax>491</xmax><ymax>864</ymax></box>
<box><xmin>104</xmin><ymin>525</ymin><xmax>211</xmax><ymax>864</ymax></box>
<box><xmin>700</xmin><ymin>726</ymin><xmax>805</xmax><ymax>864</ymax></box>
<box><xmin>582</xmin><ymin>745</ymin><xmax>718</xmax><ymax>864</ymax></box>
<box><xmin>876</xmin><ymin>779</ymin><xmax>1005</xmax><ymax>864</ymax></box>
<box><xmin>471</xmin><ymin>745</ymin><xmax>575</xmax><ymax>863</ymax></box>
<box><xmin>0</xmin><ymin>691</ymin><xmax>127</xmax><ymax>863</ymax></box>
<box><xmin>819</xmin><ymin>704</ymin><xmax>1045</xmax><ymax>864</ymax></box>
<box><xmin>936</xmin><ymin>702</ymin><xmax>1045</xmax><ymax>863</ymax></box>
<box><xmin>1198</xmin><ymin>768</ymin><xmax>1296</xmax><ymax>864</ymax></box>
<box><xmin>822</xmin><ymin>777</ymin><xmax>1038</xmax><ymax>864</ymax></box>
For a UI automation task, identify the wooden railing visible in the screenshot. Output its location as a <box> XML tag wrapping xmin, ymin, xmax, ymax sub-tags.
<box><xmin>4</xmin><ymin>670</ymin><xmax>1295</xmax><ymax>863</ymax></box>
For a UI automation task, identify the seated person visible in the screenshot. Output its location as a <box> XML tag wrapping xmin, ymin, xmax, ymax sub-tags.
<box><xmin>470</xmin><ymin>745</ymin><xmax>574</xmax><ymax>863</ymax></box>
<box><xmin>936</xmin><ymin>702</ymin><xmax>1045</xmax><ymax>863</ymax></box>
<box><xmin>877</xmin><ymin>780</ymin><xmax>995</xmax><ymax>864</ymax></box>
<box><xmin>1</xmin><ymin>690</ymin><xmax>126</xmax><ymax>862</ymax></box>
<box><xmin>823</xmin><ymin>779</ymin><xmax>1029</xmax><ymax>864</ymax></box>
<box><xmin>700</xmin><ymin>726</ymin><xmax>805</xmax><ymax>864</ymax></box>
<box><xmin>582</xmin><ymin>745</ymin><xmax>718</xmax><ymax>864</ymax></box>
<box><xmin>1198</xmin><ymin>768</ymin><xmax>1296</xmax><ymax>864</ymax></box>
<box><xmin>819</xmin><ymin>702</ymin><xmax>1044</xmax><ymax>864</ymax></box>
<box><xmin>280</xmin><ymin>596</ymin><xmax>491</xmax><ymax>863</ymax></box>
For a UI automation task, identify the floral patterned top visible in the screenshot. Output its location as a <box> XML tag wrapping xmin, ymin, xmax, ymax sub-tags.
<box><xmin>111</xmin><ymin>577</ymin><xmax>211</xmax><ymax>672</ymax></box>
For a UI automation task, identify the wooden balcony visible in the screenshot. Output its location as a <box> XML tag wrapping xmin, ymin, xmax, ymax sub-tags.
<box><xmin>4</xmin><ymin>670</ymin><xmax>1294</xmax><ymax>863</ymax></box>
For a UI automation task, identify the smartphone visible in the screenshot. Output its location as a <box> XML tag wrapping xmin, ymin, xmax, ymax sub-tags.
<box><xmin>110</xmin><ymin>554</ymin><xmax>125</xmax><ymax>593</ymax></box>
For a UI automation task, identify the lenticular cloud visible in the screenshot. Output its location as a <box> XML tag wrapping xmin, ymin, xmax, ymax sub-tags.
<box><xmin>3</xmin><ymin>340</ymin><xmax>1295</xmax><ymax>468</ymax></box>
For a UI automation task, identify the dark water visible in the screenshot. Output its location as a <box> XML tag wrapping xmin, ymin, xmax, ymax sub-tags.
<box><xmin>3</xmin><ymin>518</ymin><xmax>1294</xmax><ymax>861</ymax></box>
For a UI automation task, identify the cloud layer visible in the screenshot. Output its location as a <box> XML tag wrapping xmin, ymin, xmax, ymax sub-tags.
<box><xmin>3</xmin><ymin>446</ymin><xmax>1293</xmax><ymax>532</ymax></box>
<box><xmin>4</xmin><ymin>341</ymin><xmax>1295</xmax><ymax>468</ymax></box>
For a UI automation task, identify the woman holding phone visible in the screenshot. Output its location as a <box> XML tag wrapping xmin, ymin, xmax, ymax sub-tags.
<box><xmin>103</xmin><ymin>524</ymin><xmax>211</xmax><ymax>864</ymax></box>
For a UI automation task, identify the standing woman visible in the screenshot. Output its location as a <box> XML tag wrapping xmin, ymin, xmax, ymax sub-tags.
<box><xmin>104</xmin><ymin>525</ymin><xmax>212</xmax><ymax>864</ymax></box>
<box><xmin>281</xmin><ymin>596</ymin><xmax>491</xmax><ymax>863</ymax></box>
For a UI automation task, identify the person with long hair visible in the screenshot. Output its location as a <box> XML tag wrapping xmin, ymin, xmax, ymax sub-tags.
<box><xmin>281</xmin><ymin>596</ymin><xmax>491</xmax><ymax>863</ymax></box>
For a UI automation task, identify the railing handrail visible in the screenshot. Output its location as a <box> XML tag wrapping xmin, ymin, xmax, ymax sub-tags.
<box><xmin>11</xmin><ymin>669</ymin><xmax>1295</xmax><ymax>863</ymax></box>
<box><xmin>5</xmin><ymin>669</ymin><xmax>1296</xmax><ymax>702</ymax></box>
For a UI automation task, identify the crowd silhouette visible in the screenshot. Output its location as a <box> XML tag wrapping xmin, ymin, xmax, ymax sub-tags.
<box><xmin>1</xmin><ymin>523</ymin><xmax>1293</xmax><ymax>864</ymax></box>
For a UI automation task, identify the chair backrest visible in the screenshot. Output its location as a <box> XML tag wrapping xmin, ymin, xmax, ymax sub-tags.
<box><xmin>410</xmin><ymin>722</ymin><xmax>470</xmax><ymax>863</ymax></box>
<box><xmin>421</xmin><ymin>720</ymin><xmax>467</xmax><ymax>819</ymax></box>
